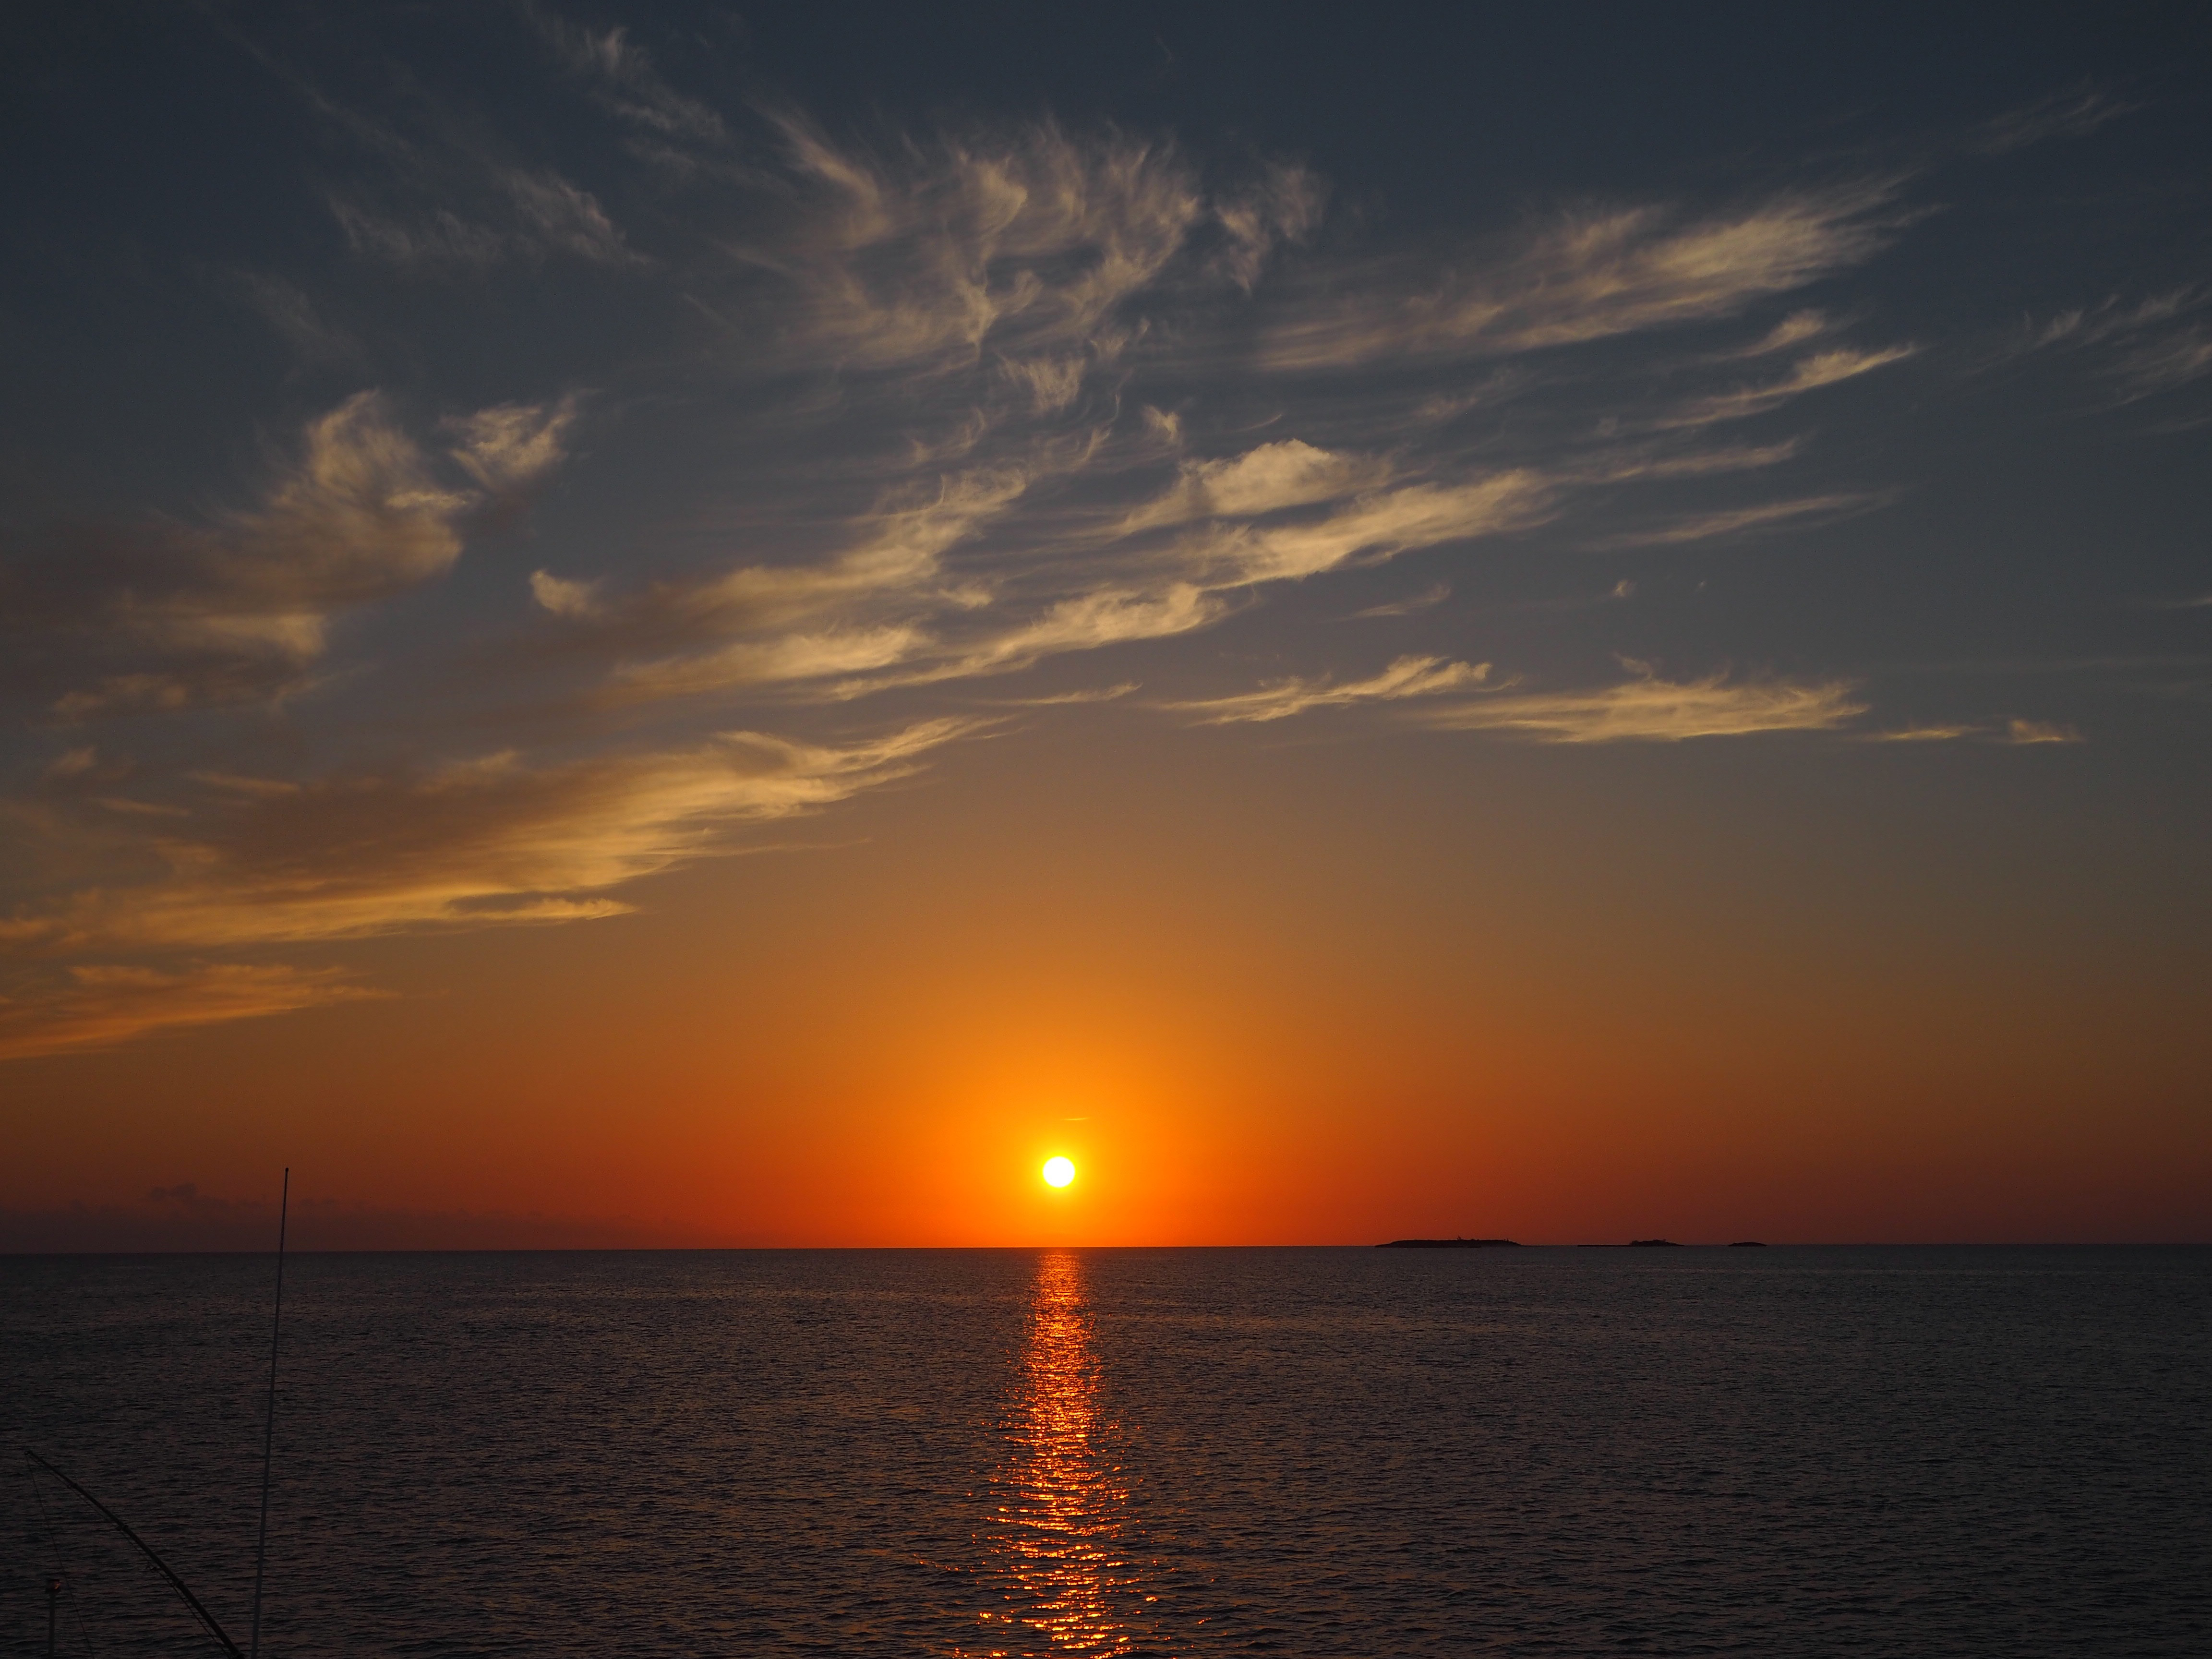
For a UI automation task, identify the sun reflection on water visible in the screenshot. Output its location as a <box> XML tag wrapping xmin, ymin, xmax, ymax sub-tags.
<box><xmin>969</xmin><ymin>1250</ymin><xmax>1157</xmax><ymax>1658</ymax></box>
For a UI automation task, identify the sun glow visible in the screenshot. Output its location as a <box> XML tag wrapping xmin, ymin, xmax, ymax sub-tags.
<box><xmin>1042</xmin><ymin>1155</ymin><xmax>1076</xmax><ymax>1189</ymax></box>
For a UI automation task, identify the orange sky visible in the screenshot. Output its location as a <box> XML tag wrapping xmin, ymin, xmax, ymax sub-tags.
<box><xmin>7</xmin><ymin>719</ymin><xmax>2206</xmax><ymax>1244</ymax></box>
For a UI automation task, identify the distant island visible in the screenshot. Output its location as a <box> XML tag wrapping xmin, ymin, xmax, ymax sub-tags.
<box><xmin>1378</xmin><ymin>1237</ymin><xmax>1521</xmax><ymax>1248</ymax></box>
<box><xmin>1577</xmin><ymin>1239</ymin><xmax>1771</xmax><ymax>1247</ymax></box>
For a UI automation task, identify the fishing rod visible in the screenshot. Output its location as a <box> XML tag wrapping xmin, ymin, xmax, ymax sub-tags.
<box><xmin>21</xmin><ymin>1451</ymin><xmax>244</xmax><ymax>1659</ymax></box>
<box><xmin>24</xmin><ymin>1166</ymin><xmax>292</xmax><ymax>1659</ymax></box>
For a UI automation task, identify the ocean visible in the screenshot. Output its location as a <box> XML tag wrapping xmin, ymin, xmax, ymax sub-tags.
<box><xmin>4</xmin><ymin>1247</ymin><xmax>2207</xmax><ymax>1656</ymax></box>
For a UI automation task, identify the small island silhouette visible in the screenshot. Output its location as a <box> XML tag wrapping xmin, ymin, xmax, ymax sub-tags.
<box><xmin>1378</xmin><ymin>1237</ymin><xmax>1521</xmax><ymax>1248</ymax></box>
<box><xmin>1579</xmin><ymin>1239</ymin><xmax>1771</xmax><ymax>1247</ymax></box>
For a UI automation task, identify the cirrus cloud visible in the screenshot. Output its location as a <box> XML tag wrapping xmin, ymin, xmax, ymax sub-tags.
<box><xmin>1169</xmin><ymin>654</ymin><xmax>1493</xmax><ymax>724</ymax></box>
<box><xmin>1414</xmin><ymin>664</ymin><xmax>1867</xmax><ymax>742</ymax></box>
<box><xmin>0</xmin><ymin>67</ymin><xmax>2045</xmax><ymax>1063</ymax></box>
<box><xmin>0</xmin><ymin>721</ymin><xmax>974</xmax><ymax>952</ymax></box>
<box><xmin>3</xmin><ymin>392</ymin><xmax>574</xmax><ymax>718</ymax></box>
<box><xmin>0</xmin><ymin>963</ymin><xmax>380</xmax><ymax>1061</ymax></box>
<box><xmin>1259</xmin><ymin>183</ymin><xmax>1906</xmax><ymax>369</ymax></box>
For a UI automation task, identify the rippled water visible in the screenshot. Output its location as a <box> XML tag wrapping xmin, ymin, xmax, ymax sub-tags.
<box><xmin>4</xmin><ymin>1247</ymin><xmax>2208</xmax><ymax>1656</ymax></box>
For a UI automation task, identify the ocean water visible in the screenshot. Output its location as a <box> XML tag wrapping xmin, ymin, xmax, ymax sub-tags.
<box><xmin>3</xmin><ymin>1247</ymin><xmax>2207</xmax><ymax>1657</ymax></box>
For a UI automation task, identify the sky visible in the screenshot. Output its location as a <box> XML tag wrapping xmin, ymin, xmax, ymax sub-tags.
<box><xmin>1</xmin><ymin>1</ymin><xmax>2208</xmax><ymax>1247</ymax></box>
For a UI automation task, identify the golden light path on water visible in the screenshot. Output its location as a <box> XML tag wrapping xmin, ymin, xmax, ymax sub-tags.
<box><xmin>967</xmin><ymin>1251</ymin><xmax>1159</xmax><ymax>1658</ymax></box>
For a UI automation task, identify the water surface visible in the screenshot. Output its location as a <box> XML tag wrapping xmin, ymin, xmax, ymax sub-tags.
<box><xmin>4</xmin><ymin>1247</ymin><xmax>2206</xmax><ymax>1655</ymax></box>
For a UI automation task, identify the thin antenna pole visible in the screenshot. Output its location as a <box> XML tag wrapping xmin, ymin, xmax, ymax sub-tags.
<box><xmin>248</xmin><ymin>1168</ymin><xmax>288</xmax><ymax>1659</ymax></box>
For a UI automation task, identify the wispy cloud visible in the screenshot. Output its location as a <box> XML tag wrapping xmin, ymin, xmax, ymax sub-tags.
<box><xmin>1579</xmin><ymin>439</ymin><xmax>1808</xmax><ymax>483</ymax></box>
<box><xmin>2028</xmin><ymin>289</ymin><xmax>2198</xmax><ymax>351</ymax></box>
<box><xmin>1415</xmin><ymin>664</ymin><xmax>1865</xmax><ymax>742</ymax></box>
<box><xmin>1213</xmin><ymin>162</ymin><xmax>1327</xmax><ymax>288</ymax></box>
<box><xmin>2</xmin><ymin>393</ymin><xmax>571</xmax><ymax>717</ymax></box>
<box><xmin>231</xmin><ymin>16</ymin><xmax>655</xmax><ymax>278</ymax></box>
<box><xmin>331</xmin><ymin>167</ymin><xmax>644</xmax><ymax>272</ymax></box>
<box><xmin>1000</xmin><ymin>354</ymin><xmax>1091</xmax><ymax>413</ymax></box>
<box><xmin>1975</xmin><ymin>88</ymin><xmax>2139</xmax><ymax>155</ymax></box>
<box><xmin>1859</xmin><ymin>723</ymin><xmax>1980</xmax><ymax>743</ymax></box>
<box><xmin>1662</xmin><ymin>344</ymin><xmax>1918</xmax><ymax>427</ymax></box>
<box><xmin>728</xmin><ymin>115</ymin><xmax>1240</xmax><ymax>376</ymax></box>
<box><xmin>1593</xmin><ymin>491</ymin><xmax>1889</xmax><ymax>547</ymax></box>
<box><xmin>502</xmin><ymin>168</ymin><xmax>643</xmax><ymax>264</ymax></box>
<box><xmin>0</xmin><ymin>963</ymin><xmax>378</xmax><ymax>1060</ymax></box>
<box><xmin>1121</xmin><ymin>440</ymin><xmax>1394</xmax><ymax>531</ymax></box>
<box><xmin>542</xmin><ymin>441</ymin><xmax>1546</xmax><ymax>711</ymax></box>
<box><xmin>534</xmin><ymin>15</ymin><xmax>730</xmax><ymax>146</ymax></box>
<box><xmin>606</xmin><ymin>627</ymin><xmax>930</xmax><ymax>704</ymax></box>
<box><xmin>536</xmin><ymin>465</ymin><xmax>1036</xmax><ymax>701</ymax></box>
<box><xmin>219</xmin><ymin>269</ymin><xmax>360</xmax><ymax>365</ymax></box>
<box><xmin>1259</xmin><ymin>184</ymin><xmax>1904</xmax><ymax>369</ymax></box>
<box><xmin>447</xmin><ymin>395</ymin><xmax>579</xmax><ymax>494</ymax></box>
<box><xmin>2109</xmin><ymin>325</ymin><xmax>2212</xmax><ymax>401</ymax></box>
<box><xmin>1351</xmin><ymin>582</ymin><xmax>1451</xmax><ymax>619</ymax></box>
<box><xmin>943</xmin><ymin>583</ymin><xmax>1224</xmax><ymax>679</ymax></box>
<box><xmin>2009</xmin><ymin>289</ymin><xmax>2212</xmax><ymax>403</ymax></box>
<box><xmin>1857</xmin><ymin>719</ymin><xmax>2087</xmax><ymax>745</ymax></box>
<box><xmin>1727</xmin><ymin>310</ymin><xmax>1834</xmax><ymax>357</ymax></box>
<box><xmin>329</xmin><ymin>199</ymin><xmax>510</xmax><ymax>268</ymax></box>
<box><xmin>1169</xmin><ymin>655</ymin><xmax>1491</xmax><ymax>723</ymax></box>
<box><xmin>989</xmin><ymin>682</ymin><xmax>1142</xmax><ymax>707</ymax></box>
<box><xmin>1176</xmin><ymin>472</ymin><xmax>1552</xmax><ymax>585</ymax></box>
<box><xmin>0</xmin><ymin>721</ymin><xmax>972</xmax><ymax>951</ymax></box>
<box><xmin>540</xmin><ymin>465</ymin><xmax>1027</xmax><ymax>640</ymax></box>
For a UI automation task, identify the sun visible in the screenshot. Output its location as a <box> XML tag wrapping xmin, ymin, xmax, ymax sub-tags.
<box><xmin>1041</xmin><ymin>1155</ymin><xmax>1076</xmax><ymax>1189</ymax></box>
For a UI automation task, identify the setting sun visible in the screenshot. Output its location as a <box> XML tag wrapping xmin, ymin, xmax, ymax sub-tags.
<box><xmin>1041</xmin><ymin>1156</ymin><xmax>1076</xmax><ymax>1189</ymax></box>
